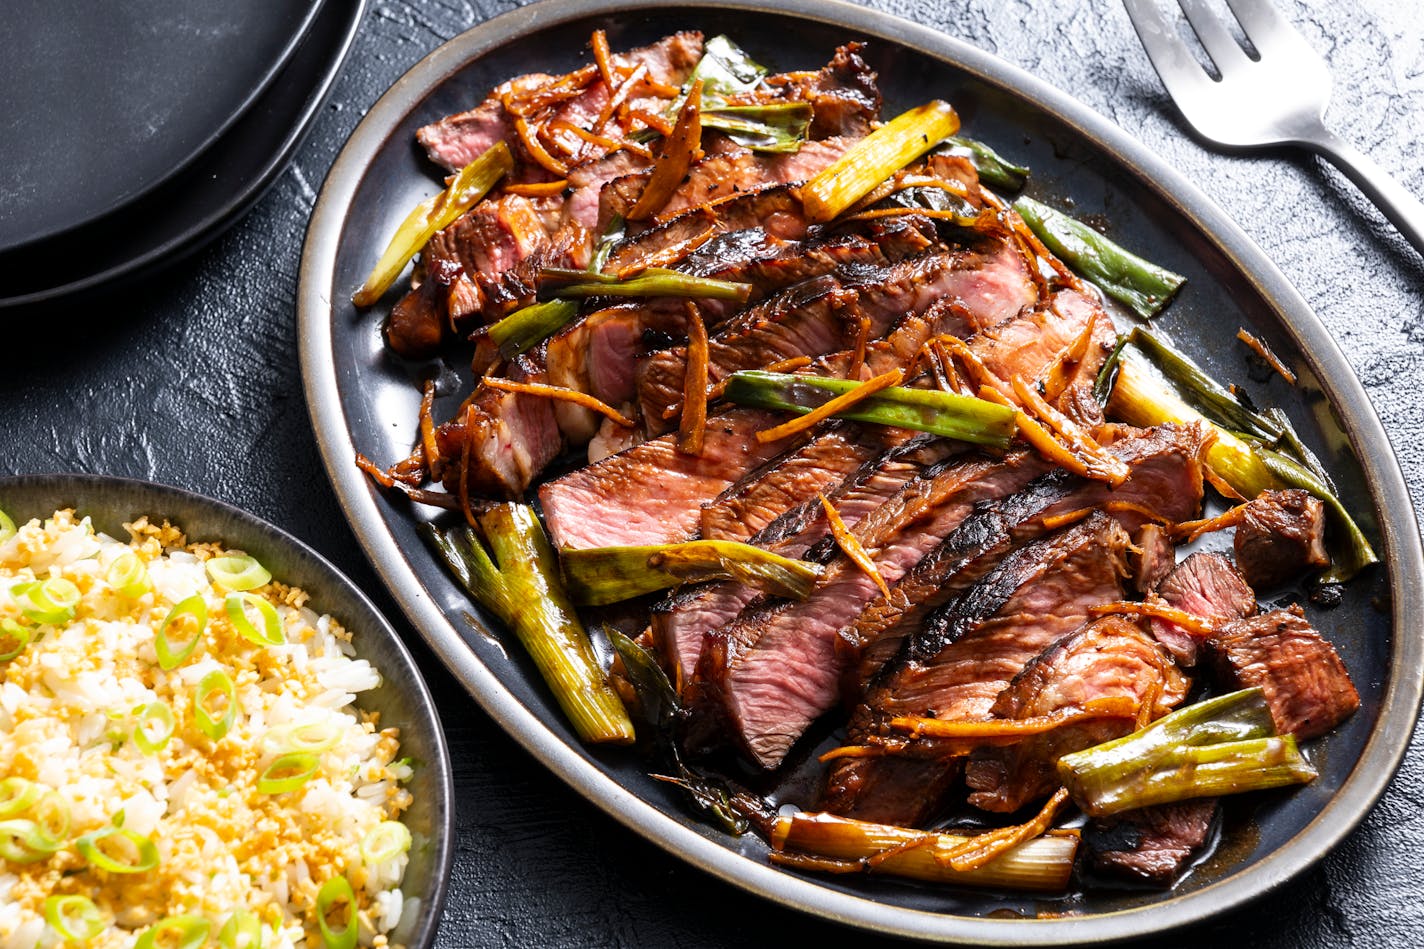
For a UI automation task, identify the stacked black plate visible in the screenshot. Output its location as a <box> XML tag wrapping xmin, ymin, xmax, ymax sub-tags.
<box><xmin>0</xmin><ymin>0</ymin><xmax>365</xmax><ymax>308</ymax></box>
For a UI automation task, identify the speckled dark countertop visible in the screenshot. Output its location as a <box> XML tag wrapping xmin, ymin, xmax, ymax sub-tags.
<box><xmin>5</xmin><ymin>0</ymin><xmax>1422</xmax><ymax>945</ymax></box>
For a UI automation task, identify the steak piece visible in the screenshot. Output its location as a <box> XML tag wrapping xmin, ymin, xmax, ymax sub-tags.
<box><xmin>964</xmin><ymin>616</ymin><xmax>1188</xmax><ymax>813</ymax></box>
<box><xmin>416</xmin><ymin>32</ymin><xmax>704</xmax><ymax>172</ymax></box>
<box><xmin>607</xmin><ymin>184</ymin><xmax>813</xmax><ymax>274</ymax></box>
<box><xmin>1233</xmin><ymin>489</ymin><xmax>1330</xmax><ymax>589</ymax></box>
<box><xmin>698</xmin><ymin>422</ymin><xmax>906</xmax><ymax>543</ymax></box>
<box><xmin>546</xmin><ymin>224</ymin><xmax>937</xmax><ymax>444</ymax></box>
<box><xmin>537</xmin><ymin>408</ymin><xmax>792</xmax><ymax>549</ymax></box>
<box><xmin>1084</xmin><ymin>800</ymin><xmax>1219</xmax><ymax>886</ymax></box>
<box><xmin>1151</xmin><ymin>552</ymin><xmax>1257</xmax><ymax>666</ymax></box>
<box><xmin>1206</xmin><ymin>605</ymin><xmax>1359</xmax><ymax>739</ymax></box>
<box><xmin>637</xmin><ymin>242</ymin><xmax>1036</xmax><ymax>430</ymax></box>
<box><xmin>599</xmin><ymin>138</ymin><xmax>856</xmax><ymax>233</ymax></box>
<box><xmin>824</xmin><ymin>512</ymin><xmax>1134</xmax><ymax>826</ymax></box>
<box><xmin>840</xmin><ymin>423</ymin><xmax>1209</xmax><ymax>694</ymax></box>
<box><xmin>687</xmin><ymin>449</ymin><xmax>1054</xmax><ymax>768</ymax></box>
<box><xmin>432</xmin><ymin>350</ymin><xmax>560</xmax><ymax>499</ymax></box>
<box><xmin>747</xmin><ymin>42</ymin><xmax>881</xmax><ymax>139</ymax></box>
<box><xmin>653</xmin><ymin>435</ymin><xmax>957</xmax><ymax>690</ymax></box>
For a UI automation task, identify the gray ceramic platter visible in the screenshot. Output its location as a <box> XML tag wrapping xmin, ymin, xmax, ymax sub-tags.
<box><xmin>296</xmin><ymin>0</ymin><xmax>1424</xmax><ymax>942</ymax></box>
<box><xmin>0</xmin><ymin>474</ymin><xmax>453</xmax><ymax>949</ymax></box>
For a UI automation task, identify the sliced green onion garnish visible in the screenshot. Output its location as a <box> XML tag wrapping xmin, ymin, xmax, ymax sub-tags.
<box><xmin>361</xmin><ymin>821</ymin><xmax>413</xmax><ymax>864</ymax></box>
<box><xmin>0</xmin><ymin>509</ymin><xmax>15</xmax><ymax>543</ymax></box>
<box><xmin>13</xmin><ymin>577</ymin><xmax>80</xmax><ymax>625</ymax></box>
<box><xmin>206</xmin><ymin>554</ymin><xmax>272</xmax><ymax>592</ymax></box>
<box><xmin>0</xmin><ymin>619</ymin><xmax>31</xmax><ymax>662</ymax></box>
<box><xmin>0</xmin><ymin>818</ymin><xmax>65</xmax><ymax>863</ymax></box>
<box><xmin>279</xmin><ymin>721</ymin><xmax>342</xmax><ymax>755</ymax></box>
<box><xmin>0</xmin><ymin>777</ymin><xmax>42</xmax><ymax>819</ymax></box>
<box><xmin>195</xmin><ymin>670</ymin><xmax>237</xmax><ymax>741</ymax></box>
<box><xmin>155</xmin><ymin>595</ymin><xmax>208</xmax><ymax>670</ymax></box>
<box><xmin>315</xmin><ymin>875</ymin><xmax>358</xmax><ymax>949</ymax></box>
<box><xmin>132</xmin><ymin>700</ymin><xmax>175</xmax><ymax>755</ymax></box>
<box><xmin>106</xmin><ymin>551</ymin><xmax>151</xmax><ymax>598</ymax></box>
<box><xmin>257</xmin><ymin>752</ymin><xmax>320</xmax><ymax>794</ymax></box>
<box><xmin>76</xmin><ymin>816</ymin><xmax>160</xmax><ymax>874</ymax></box>
<box><xmin>134</xmin><ymin>916</ymin><xmax>210</xmax><ymax>949</ymax></box>
<box><xmin>225</xmin><ymin>593</ymin><xmax>284</xmax><ymax>647</ymax></box>
<box><xmin>43</xmin><ymin>895</ymin><xmax>105</xmax><ymax>943</ymax></box>
<box><xmin>218</xmin><ymin>910</ymin><xmax>263</xmax><ymax>949</ymax></box>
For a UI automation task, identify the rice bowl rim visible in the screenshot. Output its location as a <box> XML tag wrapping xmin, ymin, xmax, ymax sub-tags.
<box><xmin>0</xmin><ymin>472</ymin><xmax>454</xmax><ymax>949</ymax></box>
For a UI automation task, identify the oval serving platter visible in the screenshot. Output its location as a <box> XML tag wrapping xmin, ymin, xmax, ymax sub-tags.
<box><xmin>297</xmin><ymin>0</ymin><xmax>1424</xmax><ymax>942</ymax></box>
<box><xmin>0</xmin><ymin>473</ymin><xmax>455</xmax><ymax>949</ymax></box>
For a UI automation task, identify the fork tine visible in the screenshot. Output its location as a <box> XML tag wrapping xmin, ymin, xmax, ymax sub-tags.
<box><xmin>1223</xmin><ymin>0</ymin><xmax>1317</xmax><ymax>59</ymax></box>
<box><xmin>1121</xmin><ymin>0</ymin><xmax>1218</xmax><ymax>102</ymax></box>
<box><xmin>1177</xmin><ymin>0</ymin><xmax>1252</xmax><ymax>76</ymax></box>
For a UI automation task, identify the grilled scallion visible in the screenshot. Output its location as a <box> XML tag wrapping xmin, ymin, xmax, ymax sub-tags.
<box><xmin>537</xmin><ymin>267</ymin><xmax>750</xmax><ymax>302</ymax></box>
<box><xmin>424</xmin><ymin>507</ymin><xmax>635</xmax><ymax>745</ymax></box>
<box><xmin>560</xmin><ymin>540</ymin><xmax>823</xmax><ymax>605</ymax></box>
<box><xmin>487</xmin><ymin>299</ymin><xmax>580</xmax><ymax>359</ymax></box>
<box><xmin>724</xmin><ymin>370</ymin><xmax>1016</xmax><ymax>447</ymax></box>
<box><xmin>702</xmin><ymin>102</ymin><xmax>812</xmax><ymax>153</ymax></box>
<box><xmin>800</xmin><ymin>101</ymin><xmax>962</xmax><ymax>223</ymax></box>
<box><xmin>1057</xmin><ymin>688</ymin><xmax>1317</xmax><ymax>817</ymax></box>
<box><xmin>1102</xmin><ymin>340</ymin><xmax>1378</xmax><ymax>580</ymax></box>
<box><xmin>352</xmin><ymin>141</ymin><xmax>513</xmax><ymax>306</ymax></box>
<box><xmin>1014</xmin><ymin>195</ymin><xmax>1185</xmax><ymax>320</ymax></box>
<box><xmin>771</xmin><ymin>811</ymin><xmax>1078</xmax><ymax>892</ymax></box>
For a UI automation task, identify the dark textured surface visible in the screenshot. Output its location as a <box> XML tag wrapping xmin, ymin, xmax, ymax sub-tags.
<box><xmin>3</xmin><ymin>0</ymin><xmax>1421</xmax><ymax>945</ymax></box>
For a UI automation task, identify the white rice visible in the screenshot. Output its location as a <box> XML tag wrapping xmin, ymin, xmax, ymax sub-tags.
<box><xmin>0</xmin><ymin>511</ymin><xmax>415</xmax><ymax>949</ymax></box>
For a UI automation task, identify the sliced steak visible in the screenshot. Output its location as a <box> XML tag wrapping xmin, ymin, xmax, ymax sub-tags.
<box><xmin>653</xmin><ymin>434</ymin><xmax>957</xmax><ymax>690</ymax></box>
<box><xmin>1151</xmin><ymin>552</ymin><xmax>1257</xmax><ymax>666</ymax></box>
<box><xmin>607</xmin><ymin>184</ymin><xmax>813</xmax><ymax>273</ymax></box>
<box><xmin>599</xmin><ymin>138</ymin><xmax>856</xmax><ymax>232</ymax></box>
<box><xmin>964</xmin><ymin>615</ymin><xmax>1188</xmax><ymax>813</ymax></box>
<box><xmin>840</xmin><ymin>423</ymin><xmax>1209</xmax><ymax>694</ymax></box>
<box><xmin>1233</xmin><ymin>489</ymin><xmax>1330</xmax><ymax>589</ymax></box>
<box><xmin>752</xmin><ymin>42</ymin><xmax>881</xmax><ymax>139</ymax></box>
<box><xmin>546</xmin><ymin>226</ymin><xmax>934</xmax><ymax>442</ymax></box>
<box><xmin>1205</xmin><ymin>605</ymin><xmax>1359</xmax><ymax>739</ymax></box>
<box><xmin>824</xmin><ymin>512</ymin><xmax>1134</xmax><ymax>826</ymax></box>
<box><xmin>416</xmin><ymin>32</ymin><xmax>704</xmax><ymax>172</ymax></box>
<box><xmin>537</xmin><ymin>408</ymin><xmax>793</xmax><ymax>549</ymax></box>
<box><xmin>687</xmin><ymin>448</ymin><xmax>1053</xmax><ymax>768</ymax></box>
<box><xmin>698</xmin><ymin>422</ymin><xmax>906</xmax><ymax>543</ymax></box>
<box><xmin>432</xmin><ymin>351</ymin><xmax>560</xmax><ymax>499</ymax></box>
<box><xmin>1084</xmin><ymin>800</ymin><xmax>1219</xmax><ymax>886</ymax></box>
<box><xmin>638</xmin><ymin>242</ymin><xmax>1037</xmax><ymax>431</ymax></box>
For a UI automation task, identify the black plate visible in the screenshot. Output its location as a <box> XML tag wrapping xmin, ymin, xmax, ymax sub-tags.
<box><xmin>0</xmin><ymin>473</ymin><xmax>453</xmax><ymax>948</ymax></box>
<box><xmin>0</xmin><ymin>0</ymin><xmax>365</xmax><ymax>309</ymax></box>
<box><xmin>0</xmin><ymin>0</ymin><xmax>325</xmax><ymax>253</ymax></box>
<box><xmin>297</xmin><ymin>0</ymin><xmax>1424</xmax><ymax>942</ymax></box>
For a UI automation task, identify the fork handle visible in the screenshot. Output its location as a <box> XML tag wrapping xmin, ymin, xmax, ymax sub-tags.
<box><xmin>1303</xmin><ymin>128</ymin><xmax>1424</xmax><ymax>258</ymax></box>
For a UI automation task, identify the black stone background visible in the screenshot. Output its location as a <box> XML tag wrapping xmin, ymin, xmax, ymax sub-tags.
<box><xmin>4</xmin><ymin>0</ymin><xmax>1422</xmax><ymax>945</ymax></box>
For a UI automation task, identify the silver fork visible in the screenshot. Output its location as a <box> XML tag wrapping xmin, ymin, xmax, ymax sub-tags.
<box><xmin>1121</xmin><ymin>0</ymin><xmax>1424</xmax><ymax>257</ymax></box>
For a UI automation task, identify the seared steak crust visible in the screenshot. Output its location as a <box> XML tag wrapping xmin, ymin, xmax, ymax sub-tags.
<box><xmin>1233</xmin><ymin>488</ymin><xmax>1330</xmax><ymax>589</ymax></box>
<box><xmin>1206</xmin><ymin>605</ymin><xmax>1359</xmax><ymax>739</ymax></box>
<box><xmin>824</xmin><ymin>512</ymin><xmax>1134</xmax><ymax>826</ymax></box>
<box><xmin>964</xmin><ymin>615</ymin><xmax>1188</xmax><ymax>813</ymax></box>
<box><xmin>840</xmin><ymin>424</ymin><xmax>1209</xmax><ymax>693</ymax></box>
<box><xmin>1085</xmin><ymin>800</ymin><xmax>1219</xmax><ymax>886</ymax></box>
<box><xmin>653</xmin><ymin>434</ymin><xmax>957</xmax><ymax>691</ymax></box>
<box><xmin>686</xmin><ymin>449</ymin><xmax>1052</xmax><ymax>768</ymax></box>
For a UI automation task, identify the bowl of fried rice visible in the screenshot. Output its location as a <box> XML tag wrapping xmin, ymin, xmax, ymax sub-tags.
<box><xmin>0</xmin><ymin>474</ymin><xmax>452</xmax><ymax>949</ymax></box>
